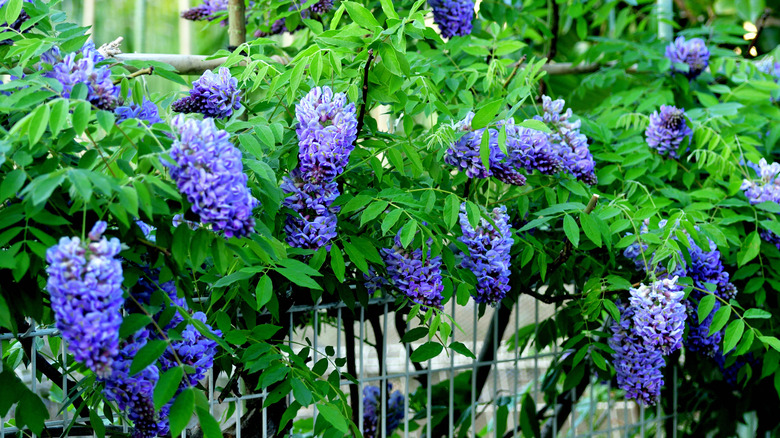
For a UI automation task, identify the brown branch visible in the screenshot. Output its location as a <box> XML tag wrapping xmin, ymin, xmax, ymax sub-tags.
<box><xmin>227</xmin><ymin>0</ymin><xmax>247</xmax><ymax>50</ymax></box>
<box><xmin>355</xmin><ymin>49</ymin><xmax>375</xmax><ymax>140</ymax></box>
<box><xmin>502</xmin><ymin>54</ymin><xmax>527</xmax><ymax>89</ymax></box>
<box><xmin>747</xmin><ymin>8</ymin><xmax>772</xmax><ymax>59</ymax></box>
<box><xmin>113</xmin><ymin>66</ymin><xmax>154</xmax><ymax>85</ymax></box>
<box><xmin>547</xmin><ymin>0</ymin><xmax>560</xmax><ymax>61</ymax></box>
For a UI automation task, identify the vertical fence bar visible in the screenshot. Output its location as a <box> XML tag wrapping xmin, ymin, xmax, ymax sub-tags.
<box><xmin>513</xmin><ymin>298</ymin><xmax>519</xmax><ymax>434</ymax></box>
<box><xmin>227</xmin><ymin>0</ymin><xmax>246</xmax><ymax>48</ymax></box>
<box><xmin>1</xmin><ymin>338</ymin><xmax>4</xmax><ymax>438</ymax></box>
<box><xmin>657</xmin><ymin>0</ymin><xmax>673</xmax><ymax>41</ymax></box>
<box><xmin>449</xmin><ymin>298</ymin><xmax>455</xmax><ymax>438</ymax></box>
<box><xmin>493</xmin><ymin>307</ymin><xmax>498</xmax><ymax>438</ymax></box>
<box><xmin>359</xmin><ymin>307</ymin><xmax>365</xmax><ymax>434</ymax></box>
<box><xmin>471</xmin><ymin>304</ymin><xmax>477</xmax><ymax>437</ymax></box>
<box><xmin>62</xmin><ymin>340</ymin><xmax>68</xmax><ymax>428</ymax></box>
<box><xmin>312</xmin><ymin>304</ymin><xmax>319</xmax><ymax>429</ymax></box>
<box><xmin>82</xmin><ymin>0</ymin><xmax>95</xmax><ymax>30</ymax></box>
<box><xmin>178</xmin><ymin>0</ymin><xmax>192</xmax><ymax>55</ymax></box>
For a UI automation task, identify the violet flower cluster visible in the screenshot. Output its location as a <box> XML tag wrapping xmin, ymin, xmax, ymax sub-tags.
<box><xmin>45</xmin><ymin>221</ymin><xmax>124</xmax><ymax>379</ymax></box>
<box><xmin>533</xmin><ymin>95</ymin><xmax>598</xmax><ymax>185</ymax></box>
<box><xmin>181</xmin><ymin>0</ymin><xmax>227</xmax><ymax>21</ymax></box>
<box><xmin>0</xmin><ymin>0</ymin><xmax>33</xmax><ymax>45</ymax></box>
<box><xmin>362</xmin><ymin>384</ymin><xmax>405</xmax><ymax>438</ymax></box>
<box><xmin>256</xmin><ymin>5</ymin><xmax>310</xmax><ymax>37</ymax></box>
<box><xmin>172</xmin><ymin>67</ymin><xmax>241</xmax><ymax>119</ymax></box>
<box><xmin>381</xmin><ymin>232</ymin><xmax>445</xmax><ymax>309</ymax></box>
<box><xmin>458</xmin><ymin>204</ymin><xmax>513</xmax><ymax>306</ymax></box>
<box><xmin>715</xmin><ymin>352</ymin><xmax>757</xmax><ymax>387</ymax></box>
<box><xmin>115</xmin><ymin>98</ymin><xmax>163</xmax><ymax>126</ymax></box>
<box><xmin>628</xmin><ymin>277</ymin><xmax>687</xmax><ymax>355</ymax></box>
<box><xmin>428</xmin><ymin>0</ymin><xmax>474</xmax><ymax>39</ymax></box>
<box><xmin>282</xmin><ymin>86</ymin><xmax>357</xmax><ymax>250</ymax></box>
<box><xmin>622</xmin><ymin>219</ymin><xmax>738</xmax><ymax>357</ymax></box>
<box><xmin>741</xmin><ymin>158</ymin><xmax>780</xmax><ymax>205</ymax></box>
<box><xmin>164</xmin><ymin>115</ymin><xmax>258</xmax><ymax>238</ymax></box>
<box><xmin>103</xmin><ymin>329</ymin><xmax>162</xmax><ymax>438</ymax></box>
<box><xmin>40</xmin><ymin>41</ymin><xmax>120</xmax><ymax>110</ymax></box>
<box><xmin>665</xmin><ymin>36</ymin><xmax>710</xmax><ymax>80</ymax></box>
<box><xmin>645</xmin><ymin>105</ymin><xmax>692</xmax><ymax>158</ymax></box>
<box><xmin>608</xmin><ymin>303</ymin><xmax>667</xmax><ymax>406</ymax></box>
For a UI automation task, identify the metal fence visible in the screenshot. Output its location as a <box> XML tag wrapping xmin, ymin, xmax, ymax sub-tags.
<box><xmin>0</xmin><ymin>292</ymin><xmax>677</xmax><ymax>438</ymax></box>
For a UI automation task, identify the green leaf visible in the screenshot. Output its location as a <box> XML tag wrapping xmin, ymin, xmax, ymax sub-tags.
<box><xmin>379</xmin><ymin>0</ymin><xmax>398</xmax><ymax>19</ymax></box>
<box><xmin>479</xmin><ymin>129</ymin><xmax>491</xmax><ymax>172</ymax></box>
<box><xmin>760</xmin><ymin>335</ymin><xmax>780</xmax><ymax>351</ymax></box>
<box><xmin>471</xmin><ymin>99</ymin><xmax>503</xmax><ymax>129</ymax></box>
<box><xmin>89</xmin><ymin>408</ymin><xmax>106</xmax><ymax>438</ymax></box>
<box><xmin>130</xmin><ymin>340</ymin><xmax>167</xmax><ymax>375</ymax></box>
<box><xmin>330</xmin><ymin>245</ymin><xmax>345</xmax><ymax>282</ymax></box>
<box><xmin>342</xmin><ymin>240</ymin><xmax>369</xmax><ymax>274</ymax></box>
<box><xmin>31</xmin><ymin>172</ymin><xmax>64</xmax><ymax>206</ymax></box>
<box><xmin>444</xmin><ymin>195</ymin><xmax>459</xmax><ymax>229</ymax></box>
<box><xmin>517</xmin><ymin>118</ymin><xmax>552</xmax><ymax>134</ymax></box>
<box><xmin>723</xmin><ymin>319</ymin><xmax>745</xmax><ymax>353</ymax></box>
<box><xmin>563</xmin><ymin>215</ymin><xmax>579</xmax><ymax>248</ymax></box>
<box><xmin>291</xmin><ymin>379</ymin><xmax>313</xmax><ymax>406</ymax></box>
<box><xmin>0</xmin><ymin>169</ymin><xmax>26</xmax><ymax>203</ymax></box>
<box><xmin>154</xmin><ymin>367</ymin><xmax>184</xmax><ymax>410</ymax></box>
<box><xmin>256</xmin><ymin>275</ymin><xmax>273</xmax><ymax>309</ymax></box>
<box><xmin>276</xmin><ymin>267</ymin><xmax>323</xmax><ymax>290</ymax></box>
<box><xmin>737</xmin><ymin>231</ymin><xmax>761</xmax><ymax>266</ymax></box>
<box><xmin>343</xmin><ymin>1</ymin><xmax>380</xmax><ymax>29</ymax></box>
<box><xmin>172</xmin><ymin>225</ymin><xmax>190</xmax><ymax>268</ymax></box>
<box><xmin>360</xmin><ymin>200</ymin><xmax>388</xmax><ymax>227</ymax></box>
<box><xmin>96</xmin><ymin>110</ymin><xmax>115</xmax><ymax>133</ymax></box>
<box><xmin>196</xmin><ymin>407</ymin><xmax>223</xmax><ymax>438</ymax></box>
<box><xmin>72</xmin><ymin>101</ymin><xmax>90</xmax><ymax>135</ymax></box>
<box><xmin>709</xmin><ymin>306</ymin><xmax>731</xmax><ymax>336</ymax></box>
<box><xmin>169</xmin><ymin>389</ymin><xmax>195</xmax><ymax>437</ymax></box>
<box><xmin>400</xmin><ymin>219</ymin><xmax>418</xmax><ymax>248</ymax></box>
<box><xmin>16</xmin><ymin>392</ymin><xmax>49</xmax><ymax>436</ymax></box>
<box><xmin>317</xmin><ymin>403</ymin><xmax>349</xmax><ymax>434</ymax></box>
<box><xmin>449</xmin><ymin>341</ymin><xmax>475</xmax><ymax>359</ymax></box>
<box><xmin>27</xmin><ymin>103</ymin><xmax>49</xmax><ymax>147</ymax></box>
<box><xmin>744</xmin><ymin>308</ymin><xmax>772</xmax><ymax>319</ymax></box>
<box><xmin>382</xmin><ymin>208</ymin><xmax>403</xmax><ymax>234</ymax></box>
<box><xmin>579</xmin><ymin>213</ymin><xmax>602</xmax><ymax>247</ymax></box>
<box><xmin>410</xmin><ymin>342</ymin><xmax>443</xmax><ymax>362</ymax></box>
<box><xmin>49</xmin><ymin>99</ymin><xmax>69</xmax><ymax>136</ymax></box>
<box><xmin>213</xmin><ymin>271</ymin><xmax>254</xmax><ymax>288</ymax></box>
<box><xmin>4</xmin><ymin>0</ymin><xmax>22</xmax><ymax>24</ymax></box>
<box><xmin>400</xmin><ymin>327</ymin><xmax>428</xmax><ymax>343</ymax></box>
<box><xmin>120</xmin><ymin>313</ymin><xmax>152</xmax><ymax>338</ymax></box>
<box><xmin>697</xmin><ymin>294</ymin><xmax>716</xmax><ymax>324</ymax></box>
<box><xmin>602</xmin><ymin>299</ymin><xmax>620</xmax><ymax>321</ymax></box>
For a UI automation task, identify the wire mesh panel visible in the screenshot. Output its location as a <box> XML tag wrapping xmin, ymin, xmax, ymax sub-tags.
<box><xmin>0</xmin><ymin>294</ymin><xmax>677</xmax><ymax>438</ymax></box>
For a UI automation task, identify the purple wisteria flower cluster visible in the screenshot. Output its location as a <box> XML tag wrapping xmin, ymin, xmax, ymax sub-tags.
<box><xmin>715</xmin><ymin>352</ymin><xmax>757</xmax><ymax>387</ymax></box>
<box><xmin>534</xmin><ymin>95</ymin><xmax>598</xmax><ymax>185</ymax></box>
<box><xmin>741</xmin><ymin>158</ymin><xmax>780</xmax><ymax>250</ymax></box>
<box><xmin>172</xmin><ymin>67</ymin><xmax>241</xmax><ymax>119</ymax></box>
<box><xmin>458</xmin><ymin>204</ymin><xmax>513</xmax><ymax>306</ymax></box>
<box><xmin>181</xmin><ymin>0</ymin><xmax>228</xmax><ymax>21</ymax></box>
<box><xmin>622</xmin><ymin>219</ymin><xmax>738</xmax><ymax>357</ymax></box>
<box><xmin>282</xmin><ymin>86</ymin><xmax>357</xmax><ymax>249</ymax></box>
<box><xmin>362</xmin><ymin>384</ymin><xmax>405</xmax><ymax>438</ymax></box>
<box><xmin>381</xmin><ymin>232</ymin><xmax>445</xmax><ymax>309</ymax></box>
<box><xmin>609</xmin><ymin>277</ymin><xmax>686</xmax><ymax>405</ymax></box>
<box><xmin>0</xmin><ymin>0</ymin><xmax>33</xmax><ymax>45</ymax></box>
<box><xmin>115</xmin><ymin>98</ymin><xmax>163</xmax><ymax>126</ymax></box>
<box><xmin>45</xmin><ymin>221</ymin><xmax>124</xmax><ymax>379</ymax></box>
<box><xmin>256</xmin><ymin>5</ymin><xmax>310</xmax><ymax>37</ymax></box>
<box><xmin>40</xmin><ymin>41</ymin><xmax>121</xmax><ymax>110</ymax></box>
<box><xmin>428</xmin><ymin>0</ymin><xmax>474</xmax><ymax>39</ymax></box>
<box><xmin>103</xmin><ymin>329</ymin><xmax>162</xmax><ymax>438</ymax></box>
<box><xmin>105</xmin><ymin>270</ymin><xmax>221</xmax><ymax>437</ymax></box>
<box><xmin>164</xmin><ymin>115</ymin><xmax>258</xmax><ymax>238</ymax></box>
<box><xmin>645</xmin><ymin>105</ymin><xmax>692</xmax><ymax>158</ymax></box>
<box><xmin>665</xmin><ymin>36</ymin><xmax>710</xmax><ymax>80</ymax></box>
<box><xmin>608</xmin><ymin>302</ymin><xmax>667</xmax><ymax>406</ymax></box>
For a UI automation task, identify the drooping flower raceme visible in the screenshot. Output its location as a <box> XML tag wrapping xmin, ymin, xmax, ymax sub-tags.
<box><xmin>45</xmin><ymin>221</ymin><xmax>124</xmax><ymax>379</ymax></box>
<box><xmin>502</xmin><ymin>119</ymin><xmax>562</xmax><ymax>176</ymax></box>
<box><xmin>181</xmin><ymin>0</ymin><xmax>227</xmax><ymax>21</ymax></box>
<box><xmin>362</xmin><ymin>384</ymin><xmax>405</xmax><ymax>438</ymax></box>
<box><xmin>741</xmin><ymin>158</ymin><xmax>780</xmax><ymax>205</ymax></box>
<box><xmin>102</xmin><ymin>329</ymin><xmax>162</xmax><ymax>438</ymax></box>
<box><xmin>684</xmin><ymin>300</ymin><xmax>723</xmax><ymax>357</ymax></box>
<box><xmin>164</xmin><ymin>115</ymin><xmax>258</xmax><ymax>238</ymax></box>
<box><xmin>382</xmin><ymin>233</ymin><xmax>445</xmax><ymax>310</ymax></box>
<box><xmin>282</xmin><ymin>86</ymin><xmax>357</xmax><ymax>249</ymax></box>
<box><xmin>608</xmin><ymin>304</ymin><xmax>667</xmax><ymax>406</ymax></box>
<box><xmin>40</xmin><ymin>41</ymin><xmax>121</xmax><ymax>110</ymax></box>
<box><xmin>665</xmin><ymin>36</ymin><xmax>710</xmax><ymax>80</ymax></box>
<box><xmin>629</xmin><ymin>277</ymin><xmax>687</xmax><ymax>356</ymax></box>
<box><xmin>310</xmin><ymin>0</ymin><xmax>334</xmax><ymax>14</ymax></box>
<box><xmin>645</xmin><ymin>105</ymin><xmax>692</xmax><ymax>158</ymax></box>
<box><xmin>172</xmin><ymin>67</ymin><xmax>241</xmax><ymax>119</ymax></box>
<box><xmin>295</xmin><ymin>86</ymin><xmax>358</xmax><ymax>183</ymax></box>
<box><xmin>115</xmin><ymin>98</ymin><xmax>163</xmax><ymax>125</ymax></box>
<box><xmin>534</xmin><ymin>95</ymin><xmax>598</xmax><ymax>185</ymax></box>
<box><xmin>428</xmin><ymin>0</ymin><xmax>474</xmax><ymax>39</ymax></box>
<box><xmin>458</xmin><ymin>204</ymin><xmax>513</xmax><ymax>306</ymax></box>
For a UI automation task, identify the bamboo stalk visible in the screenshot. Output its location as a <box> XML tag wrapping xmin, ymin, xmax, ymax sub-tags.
<box><xmin>657</xmin><ymin>0</ymin><xmax>674</xmax><ymax>40</ymax></box>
